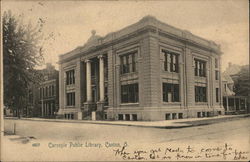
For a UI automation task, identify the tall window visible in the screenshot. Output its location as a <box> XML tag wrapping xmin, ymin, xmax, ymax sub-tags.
<box><xmin>66</xmin><ymin>92</ymin><xmax>75</xmax><ymax>106</ymax></box>
<box><xmin>121</xmin><ymin>83</ymin><xmax>138</xmax><ymax>103</ymax></box>
<box><xmin>215</xmin><ymin>70</ymin><xmax>219</xmax><ymax>80</ymax></box>
<box><xmin>39</xmin><ymin>88</ymin><xmax>42</xmax><ymax>99</ymax></box>
<box><xmin>42</xmin><ymin>87</ymin><xmax>45</xmax><ymax>98</ymax></box>
<box><xmin>104</xmin><ymin>86</ymin><xmax>108</xmax><ymax>106</ymax></box>
<box><xmin>120</xmin><ymin>52</ymin><xmax>137</xmax><ymax>74</ymax></box>
<box><xmin>162</xmin><ymin>50</ymin><xmax>179</xmax><ymax>73</ymax></box>
<box><xmin>194</xmin><ymin>59</ymin><xmax>206</xmax><ymax>77</ymax></box>
<box><xmin>162</xmin><ymin>83</ymin><xmax>180</xmax><ymax>102</ymax></box>
<box><xmin>66</xmin><ymin>69</ymin><xmax>75</xmax><ymax>85</ymax></box>
<box><xmin>48</xmin><ymin>86</ymin><xmax>51</xmax><ymax>97</ymax></box>
<box><xmin>195</xmin><ymin>86</ymin><xmax>207</xmax><ymax>102</ymax></box>
<box><xmin>216</xmin><ymin>88</ymin><xmax>219</xmax><ymax>102</ymax></box>
<box><xmin>28</xmin><ymin>90</ymin><xmax>33</xmax><ymax>103</ymax></box>
<box><xmin>215</xmin><ymin>58</ymin><xmax>218</xmax><ymax>68</ymax></box>
<box><xmin>52</xmin><ymin>85</ymin><xmax>54</xmax><ymax>96</ymax></box>
<box><xmin>45</xmin><ymin>86</ymin><xmax>48</xmax><ymax>97</ymax></box>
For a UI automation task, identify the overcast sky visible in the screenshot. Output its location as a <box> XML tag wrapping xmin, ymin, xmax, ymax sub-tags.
<box><xmin>2</xmin><ymin>0</ymin><xmax>249</xmax><ymax>71</ymax></box>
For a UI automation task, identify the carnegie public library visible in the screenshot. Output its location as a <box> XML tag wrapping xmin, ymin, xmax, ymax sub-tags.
<box><xmin>57</xmin><ymin>16</ymin><xmax>224</xmax><ymax>121</ymax></box>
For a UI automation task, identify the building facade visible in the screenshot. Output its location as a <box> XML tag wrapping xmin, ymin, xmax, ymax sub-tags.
<box><xmin>58</xmin><ymin>16</ymin><xmax>224</xmax><ymax>121</ymax></box>
<box><xmin>38</xmin><ymin>63</ymin><xmax>59</xmax><ymax>118</ymax></box>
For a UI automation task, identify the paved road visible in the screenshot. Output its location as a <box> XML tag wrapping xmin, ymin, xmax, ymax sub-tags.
<box><xmin>4</xmin><ymin>117</ymin><xmax>250</xmax><ymax>144</ymax></box>
<box><xmin>3</xmin><ymin>117</ymin><xmax>250</xmax><ymax>161</ymax></box>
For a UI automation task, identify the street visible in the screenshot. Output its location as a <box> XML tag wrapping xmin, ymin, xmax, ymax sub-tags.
<box><xmin>2</xmin><ymin>117</ymin><xmax>250</xmax><ymax>161</ymax></box>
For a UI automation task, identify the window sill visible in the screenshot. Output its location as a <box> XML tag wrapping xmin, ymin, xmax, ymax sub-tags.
<box><xmin>65</xmin><ymin>106</ymin><xmax>76</xmax><ymax>108</ymax></box>
<box><xmin>66</xmin><ymin>83</ymin><xmax>75</xmax><ymax>85</ymax></box>
<box><xmin>120</xmin><ymin>72</ymin><xmax>138</xmax><ymax>76</ymax></box>
<box><xmin>163</xmin><ymin>102</ymin><xmax>181</xmax><ymax>105</ymax></box>
<box><xmin>195</xmin><ymin>76</ymin><xmax>206</xmax><ymax>78</ymax></box>
<box><xmin>120</xmin><ymin>103</ymin><xmax>139</xmax><ymax>106</ymax></box>
<box><xmin>195</xmin><ymin>102</ymin><xmax>208</xmax><ymax>105</ymax></box>
<box><xmin>162</xmin><ymin>70</ymin><xmax>179</xmax><ymax>74</ymax></box>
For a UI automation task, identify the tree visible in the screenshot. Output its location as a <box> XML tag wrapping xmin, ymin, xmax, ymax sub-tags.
<box><xmin>3</xmin><ymin>10</ymin><xmax>44</xmax><ymax>117</ymax></box>
<box><xmin>233</xmin><ymin>65</ymin><xmax>250</xmax><ymax>97</ymax></box>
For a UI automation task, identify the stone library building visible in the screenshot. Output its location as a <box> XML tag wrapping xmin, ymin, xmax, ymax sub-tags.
<box><xmin>57</xmin><ymin>16</ymin><xmax>224</xmax><ymax>121</ymax></box>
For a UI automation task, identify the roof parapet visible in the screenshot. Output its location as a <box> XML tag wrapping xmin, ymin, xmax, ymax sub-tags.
<box><xmin>59</xmin><ymin>15</ymin><xmax>222</xmax><ymax>62</ymax></box>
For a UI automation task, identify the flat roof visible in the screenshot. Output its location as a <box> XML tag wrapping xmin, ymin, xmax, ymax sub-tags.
<box><xmin>59</xmin><ymin>15</ymin><xmax>221</xmax><ymax>63</ymax></box>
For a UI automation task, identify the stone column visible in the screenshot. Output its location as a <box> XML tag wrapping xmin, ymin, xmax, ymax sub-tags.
<box><xmin>244</xmin><ymin>98</ymin><xmax>247</xmax><ymax>110</ymax></box>
<box><xmin>44</xmin><ymin>102</ymin><xmax>47</xmax><ymax>117</ymax></box>
<box><xmin>226</xmin><ymin>96</ymin><xmax>229</xmax><ymax>113</ymax></box>
<box><xmin>41</xmin><ymin>99</ymin><xmax>44</xmax><ymax>117</ymax></box>
<box><xmin>98</xmin><ymin>55</ymin><xmax>105</xmax><ymax>102</ymax></box>
<box><xmin>96</xmin><ymin>55</ymin><xmax>105</xmax><ymax>120</ymax></box>
<box><xmin>46</xmin><ymin>103</ymin><xmax>49</xmax><ymax>117</ymax></box>
<box><xmin>51</xmin><ymin>102</ymin><xmax>53</xmax><ymax>116</ymax></box>
<box><xmin>233</xmin><ymin>97</ymin><xmax>236</xmax><ymax>111</ymax></box>
<box><xmin>179</xmin><ymin>54</ymin><xmax>185</xmax><ymax>108</ymax></box>
<box><xmin>85</xmin><ymin>59</ymin><xmax>92</xmax><ymax>102</ymax></box>
<box><xmin>238</xmin><ymin>98</ymin><xmax>241</xmax><ymax>110</ymax></box>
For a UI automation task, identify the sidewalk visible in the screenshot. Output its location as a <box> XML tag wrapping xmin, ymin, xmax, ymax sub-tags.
<box><xmin>4</xmin><ymin>114</ymin><xmax>250</xmax><ymax>129</ymax></box>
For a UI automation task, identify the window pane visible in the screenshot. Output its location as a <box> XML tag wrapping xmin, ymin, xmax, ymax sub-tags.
<box><xmin>173</xmin><ymin>84</ymin><xmax>179</xmax><ymax>102</ymax></box>
<box><xmin>121</xmin><ymin>83</ymin><xmax>138</xmax><ymax>103</ymax></box>
<box><xmin>162</xmin><ymin>83</ymin><xmax>179</xmax><ymax>102</ymax></box>
<box><xmin>195</xmin><ymin>86</ymin><xmax>207</xmax><ymax>102</ymax></box>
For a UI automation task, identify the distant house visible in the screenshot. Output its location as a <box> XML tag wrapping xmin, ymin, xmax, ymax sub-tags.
<box><xmin>222</xmin><ymin>71</ymin><xmax>248</xmax><ymax>114</ymax></box>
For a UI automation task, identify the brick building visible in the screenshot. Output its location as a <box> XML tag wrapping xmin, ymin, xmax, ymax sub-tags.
<box><xmin>38</xmin><ymin>63</ymin><xmax>59</xmax><ymax>118</ymax></box>
<box><xmin>57</xmin><ymin>16</ymin><xmax>224</xmax><ymax>121</ymax></box>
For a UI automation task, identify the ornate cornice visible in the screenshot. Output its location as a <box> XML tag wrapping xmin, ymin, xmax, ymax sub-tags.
<box><xmin>59</xmin><ymin>16</ymin><xmax>222</xmax><ymax>64</ymax></box>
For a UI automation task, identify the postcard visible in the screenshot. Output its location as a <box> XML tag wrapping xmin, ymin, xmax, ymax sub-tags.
<box><xmin>1</xmin><ymin>0</ymin><xmax>249</xmax><ymax>161</ymax></box>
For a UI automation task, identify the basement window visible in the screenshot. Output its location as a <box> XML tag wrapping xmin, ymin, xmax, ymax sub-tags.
<box><xmin>178</xmin><ymin>113</ymin><xmax>183</xmax><ymax>119</ymax></box>
<box><xmin>165</xmin><ymin>113</ymin><xmax>171</xmax><ymax>120</ymax></box>
<box><xmin>125</xmin><ymin>114</ymin><xmax>130</xmax><ymax>121</ymax></box>
<box><xmin>197</xmin><ymin>112</ymin><xmax>202</xmax><ymax>118</ymax></box>
<box><xmin>202</xmin><ymin>112</ymin><xmax>206</xmax><ymax>117</ymax></box>
<box><xmin>172</xmin><ymin>113</ymin><xmax>177</xmax><ymax>119</ymax></box>
<box><xmin>118</xmin><ymin>114</ymin><xmax>123</xmax><ymax>120</ymax></box>
<box><xmin>132</xmin><ymin>114</ymin><xmax>137</xmax><ymax>121</ymax></box>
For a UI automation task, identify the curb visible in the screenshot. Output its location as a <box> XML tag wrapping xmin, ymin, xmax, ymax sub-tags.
<box><xmin>4</xmin><ymin>117</ymin><xmax>191</xmax><ymax>129</ymax></box>
<box><xmin>4</xmin><ymin>114</ymin><xmax>249</xmax><ymax>129</ymax></box>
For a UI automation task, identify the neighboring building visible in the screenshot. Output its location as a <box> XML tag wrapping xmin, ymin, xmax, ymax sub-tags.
<box><xmin>222</xmin><ymin>72</ymin><xmax>248</xmax><ymax>114</ymax></box>
<box><xmin>38</xmin><ymin>63</ymin><xmax>59</xmax><ymax>118</ymax></box>
<box><xmin>58</xmin><ymin>16</ymin><xmax>224</xmax><ymax>121</ymax></box>
<box><xmin>23</xmin><ymin>63</ymin><xmax>59</xmax><ymax>118</ymax></box>
<box><xmin>222</xmin><ymin>63</ymin><xmax>249</xmax><ymax>114</ymax></box>
<box><xmin>25</xmin><ymin>82</ymin><xmax>40</xmax><ymax>117</ymax></box>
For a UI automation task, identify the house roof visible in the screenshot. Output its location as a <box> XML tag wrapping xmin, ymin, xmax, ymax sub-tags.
<box><xmin>222</xmin><ymin>72</ymin><xmax>234</xmax><ymax>84</ymax></box>
<box><xmin>224</xmin><ymin>85</ymin><xmax>235</xmax><ymax>96</ymax></box>
<box><xmin>224</xmin><ymin>63</ymin><xmax>241</xmax><ymax>76</ymax></box>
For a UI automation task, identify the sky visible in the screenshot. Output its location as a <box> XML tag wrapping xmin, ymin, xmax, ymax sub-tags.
<box><xmin>2</xmin><ymin>0</ymin><xmax>249</xmax><ymax>71</ymax></box>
